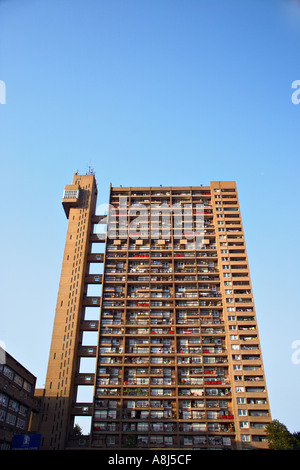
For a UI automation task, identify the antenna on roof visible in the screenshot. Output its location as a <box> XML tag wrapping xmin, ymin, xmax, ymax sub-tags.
<box><xmin>86</xmin><ymin>165</ymin><xmax>95</xmax><ymax>175</ymax></box>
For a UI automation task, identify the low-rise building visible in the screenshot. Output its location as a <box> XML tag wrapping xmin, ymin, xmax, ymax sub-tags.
<box><xmin>0</xmin><ymin>350</ymin><xmax>39</xmax><ymax>449</ymax></box>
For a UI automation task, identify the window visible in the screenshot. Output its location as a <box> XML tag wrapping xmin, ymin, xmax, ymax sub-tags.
<box><xmin>63</xmin><ymin>189</ymin><xmax>79</xmax><ymax>199</ymax></box>
<box><xmin>239</xmin><ymin>421</ymin><xmax>249</xmax><ymax>428</ymax></box>
<box><xmin>106</xmin><ymin>436</ymin><xmax>116</xmax><ymax>446</ymax></box>
<box><xmin>0</xmin><ymin>409</ymin><xmax>5</xmax><ymax>421</ymax></box>
<box><xmin>222</xmin><ymin>437</ymin><xmax>231</xmax><ymax>446</ymax></box>
<box><xmin>136</xmin><ymin>400</ymin><xmax>148</xmax><ymax>408</ymax></box>
<box><xmin>16</xmin><ymin>417</ymin><xmax>26</xmax><ymax>429</ymax></box>
<box><xmin>208</xmin><ymin>423</ymin><xmax>220</xmax><ymax>432</ymax></box>
<box><xmin>184</xmin><ymin>437</ymin><xmax>193</xmax><ymax>446</ymax></box>
<box><xmin>6</xmin><ymin>413</ymin><xmax>16</xmax><ymax>425</ymax></box>
<box><xmin>232</xmin><ymin>354</ymin><xmax>241</xmax><ymax>360</ymax></box>
<box><xmin>238</xmin><ymin>409</ymin><xmax>247</xmax><ymax>416</ymax></box>
<box><xmin>241</xmin><ymin>434</ymin><xmax>250</xmax><ymax>442</ymax></box>
<box><xmin>237</xmin><ymin>397</ymin><xmax>246</xmax><ymax>404</ymax></box>
<box><xmin>13</xmin><ymin>374</ymin><xmax>23</xmax><ymax>387</ymax></box>
<box><xmin>23</xmin><ymin>381</ymin><xmax>32</xmax><ymax>393</ymax></box>
<box><xmin>3</xmin><ymin>366</ymin><xmax>13</xmax><ymax>380</ymax></box>
<box><xmin>19</xmin><ymin>405</ymin><xmax>28</xmax><ymax>417</ymax></box>
<box><xmin>234</xmin><ymin>375</ymin><xmax>243</xmax><ymax>381</ymax></box>
<box><xmin>150</xmin><ymin>436</ymin><xmax>164</xmax><ymax>445</ymax></box>
<box><xmin>9</xmin><ymin>399</ymin><xmax>19</xmax><ymax>412</ymax></box>
<box><xmin>0</xmin><ymin>393</ymin><xmax>8</xmax><ymax>406</ymax></box>
<box><xmin>137</xmin><ymin>423</ymin><xmax>149</xmax><ymax>431</ymax></box>
<box><xmin>95</xmin><ymin>410</ymin><xmax>107</xmax><ymax>419</ymax></box>
<box><xmin>164</xmin><ymin>436</ymin><xmax>173</xmax><ymax>446</ymax></box>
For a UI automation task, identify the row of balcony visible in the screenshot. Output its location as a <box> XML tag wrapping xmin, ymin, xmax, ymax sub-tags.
<box><xmin>104</xmin><ymin>274</ymin><xmax>221</xmax><ymax>279</ymax></box>
<box><xmin>91</xmin><ymin>434</ymin><xmax>233</xmax><ymax>449</ymax></box>
<box><xmin>97</xmin><ymin>354</ymin><xmax>260</xmax><ymax>365</ymax></box>
<box><xmin>94</xmin><ymin>398</ymin><xmax>229</xmax><ymax>409</ymax></box>
<box><xmin>101</xmin><ymin>318</ymin><xmax>224</xmax><ymax>326</ymax></box>
<box><xmin>94</xmin><ymin>387</ymin><xmax>232</xmax><ymax>398</ymax></box>
<box><xmin>73</xmin><ymin>395</ymin><xmax>266</xmax><ymax>417</ymax></box>
<box><xmin>102</xmin><ymin>300</ymin><xmax>223</xmax><ymax>307</ymax></box>
<box><xmin>96</xmin><ymin>377</ymin><xmax>229</xmax><ymax>386</ymax></box>
<box><xmin>100</xmin><ymin>326</ymin><xmax>226</xmax><ymax>334</ymax></box>
<box><xmin>93</xmin><ymin>415</ymin><xmax>236</xmax><ymax>426</ymax></box>
<box><xmin>106</xmin><ymin>245</ymin><xmax>218</xmax><ymax>251</ymax></box>
<box><xmin>98</xmin><ymin>368</ymin><xmax>227</xmax><ymax>377</ymax></box>
<box><xmin>110</xmin><ymin>189</ymin><xmax>212</xmax><ymax>196</ymax></box>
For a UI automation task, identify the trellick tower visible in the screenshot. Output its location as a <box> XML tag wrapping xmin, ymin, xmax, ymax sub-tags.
<box><xmin>34</xmin><ymin>174</ymin><xmax>271</xmax><ymax>450</ymax></box>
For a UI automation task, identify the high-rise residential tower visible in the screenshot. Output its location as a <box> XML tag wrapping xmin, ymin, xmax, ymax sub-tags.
<box><xmin>34</xmin><ymin>173</ymin><xmax>271</xmax><ymax>450</ymax></box>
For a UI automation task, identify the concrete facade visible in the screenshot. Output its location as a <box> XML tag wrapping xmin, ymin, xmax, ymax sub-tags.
<box><xmin>35</xmin><ymin>174</ymin><xmax>271</xmax><ymax>450</ymax></box>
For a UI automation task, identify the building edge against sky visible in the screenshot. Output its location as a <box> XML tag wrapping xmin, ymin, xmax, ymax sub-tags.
<box><xmin>31</xmin><ymin>172</ymin><xmax>271</xmax><ymax>450</ymax></box>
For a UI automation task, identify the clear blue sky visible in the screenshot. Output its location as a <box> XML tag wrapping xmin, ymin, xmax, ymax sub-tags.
<box><xmin>1</xmin><ymin>0</ymin><xmax>300</xmax><ymax>433</ymax></box>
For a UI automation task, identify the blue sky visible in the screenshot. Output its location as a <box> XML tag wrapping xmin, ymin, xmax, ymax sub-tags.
<box><xmin>1</xmin><ymin>0</ymin><xmax>300</xmax><ymax>433</ymax></box>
